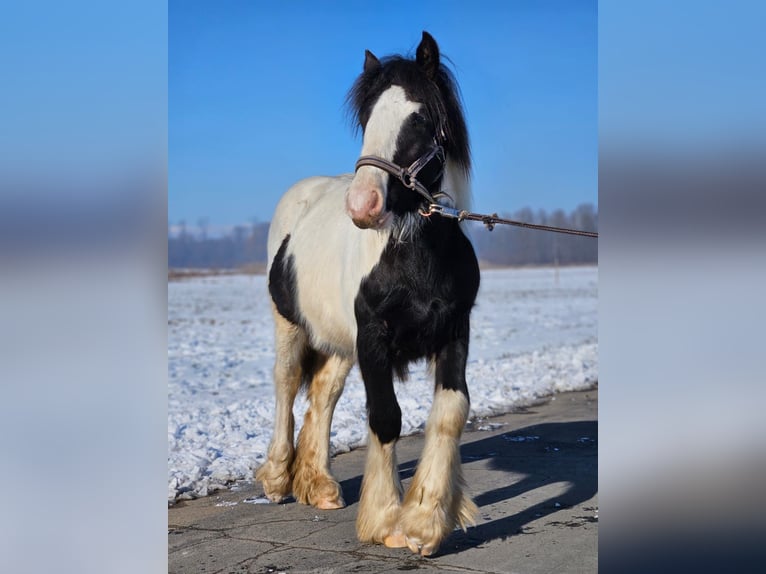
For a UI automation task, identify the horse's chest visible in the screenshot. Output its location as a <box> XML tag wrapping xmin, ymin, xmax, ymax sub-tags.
<box><xmin>384</xmin><ymin>288</ymin><xmax>458</xmax><ymax>354</ymax></box>
<box><xmin>358</xmin><ymin>254</ymin><xmax>477</xmax><ymax>360</ymax></box>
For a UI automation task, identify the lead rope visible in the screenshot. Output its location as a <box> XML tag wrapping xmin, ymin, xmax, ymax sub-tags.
<box><xmin>355</xmin><ymin>147</ymin><xmax>598</xmax><ymax>238</ymax></box>
<box><xmin>421</xmin><ymin>204</ymin><xmax>599</xmax><ymax>238</ymax></box>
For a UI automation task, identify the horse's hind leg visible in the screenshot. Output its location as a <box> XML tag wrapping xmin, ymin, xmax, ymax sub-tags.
<box><xmin>399</xmin><ymin>316</ymin><xmax>478</xmax><ymax>556</ymax></box>
<box><xmin>292</xmin><ymin>353</ymin><xmax>353</xmax><ymax>509</ymax></box>
<box><xmin>255</xmin><ymin>307</ymin><xmax>306</xmax><ymax>502</ymax></box>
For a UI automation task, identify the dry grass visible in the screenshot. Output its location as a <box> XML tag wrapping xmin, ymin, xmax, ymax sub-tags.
<box><xmin>168</xmin><ymin>264</ymin><xmax>267</xmax><ymax>282</ymax></box>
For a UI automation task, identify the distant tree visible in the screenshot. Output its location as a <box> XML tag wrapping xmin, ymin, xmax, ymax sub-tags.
<box><xmin>168</xmin><ymin>205</ymin><xmax>597</xmax><ymax>270</ymax></box>
<box><xmin>197</xmin><ymin>217</ymin><xmax>210</xmax><ymax>241</ymax></box>
<box><xmin>569</xmin><ymin>203</ymin><xmax>598</xmax><ymax>263</ymax></box>
<box><xmin>233</xmin><ymin>225</ymin><xmax>247</xmax><ymax>245</ymax></box>
<box><xmin>246</xmin><ymin>218</ymin><xmax>269</xmax><ymax>263</ymax></box>
<box><xmin>549</xmin><ymin>209</ymin><xmax>569</xmax><ymax>263</ymax></box>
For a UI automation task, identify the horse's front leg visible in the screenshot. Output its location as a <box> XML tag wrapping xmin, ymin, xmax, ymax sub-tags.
<box><xmin>399</xmin><ymin>316</ymin><xmax>478</xmax><ymax>556</ymax></box>
<box><xmin>355</xmin><ymin>315</ymin><xmax>404</xmax><ymax>546</ymax></box>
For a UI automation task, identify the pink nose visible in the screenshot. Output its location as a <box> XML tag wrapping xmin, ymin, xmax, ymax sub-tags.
<box><xmin>346</xmin><ymin>187</ymin><xmax>384</xmax><ymax>229</ymax></box>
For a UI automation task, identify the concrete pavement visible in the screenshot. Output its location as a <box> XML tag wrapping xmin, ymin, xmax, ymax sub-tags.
<box><xmin>169</xmin><ymin>389</ymin><xmax>597</xmax><ymax>574</ymax></box>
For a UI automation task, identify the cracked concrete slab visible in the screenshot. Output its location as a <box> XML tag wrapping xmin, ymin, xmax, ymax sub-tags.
<box><xmin>169</xmin><ymin>389</ymin><xmax>597</xmax><ymax>574</ymax></box>
<box><xmin>169</xmin><ymin>536</ymin><xmax>276</xmax><ymax>574</ymax></box>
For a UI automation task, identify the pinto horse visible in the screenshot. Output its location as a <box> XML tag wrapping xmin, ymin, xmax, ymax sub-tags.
<box><xmin>256</xmin><ymin>32</ymin><xmax>480</xmax><ymax>556</ymax></box>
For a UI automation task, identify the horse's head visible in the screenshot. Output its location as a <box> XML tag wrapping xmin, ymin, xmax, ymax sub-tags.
<box><xmin>345</xmin><ymin>32</ymin><xmax>471</xmax><ymax>232</ymax></box>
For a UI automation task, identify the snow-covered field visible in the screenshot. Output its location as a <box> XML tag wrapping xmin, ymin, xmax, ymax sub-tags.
<box><xmin>168</xmin><ymin>266</ymin><xmax>598</xmax><ymax>503</ymax></box>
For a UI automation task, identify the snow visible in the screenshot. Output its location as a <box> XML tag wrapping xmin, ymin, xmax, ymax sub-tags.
<box><xmin>168</xmin><ymin>266</ymin><xmax>597</xmax><ymax>503</ymax></box>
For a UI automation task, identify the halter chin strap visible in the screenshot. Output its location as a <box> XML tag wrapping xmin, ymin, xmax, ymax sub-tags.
<box><xmin>354</xmin><ymin>144</ymin><xmax>447</xmax><ymax>205</ymax></box>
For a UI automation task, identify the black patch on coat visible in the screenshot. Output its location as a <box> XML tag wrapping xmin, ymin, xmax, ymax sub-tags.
<box><xmin>385</xmin><ymin>112</ymin><xmax>445</xmax><ymax>216</ymax></box>
<box><xmin>356</xmin><ymin>217</ymin><xmax>479</xmax><ymax>372</ymax></box>
<box><xmin>300</xmin><ymin>347</ymin><xmax>328</xmax><ymax>390</ymax></box>
<box><xmin>268</xmin><ymin>234</ymin><xmax>302</xmax><ymax>326</ymax></box>
<box><xmin>269</xmin><ymin>234</ymin><xmax>324</xmax><ymax>390</ymax></box>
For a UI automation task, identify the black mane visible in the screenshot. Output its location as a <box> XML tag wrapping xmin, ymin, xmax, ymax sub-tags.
<box><xmin>346</xmin><ymin>54</ymin><xmax>471</xmax><ymax>177</ymax></box>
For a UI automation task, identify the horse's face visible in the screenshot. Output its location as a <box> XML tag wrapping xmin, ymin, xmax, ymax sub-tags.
<box><xmin>346</xmin><ymin>86</ymin><xmax>439</xmax><ymax>229</ymax></box>
<box><xmin>346</xmin><ymin>34</ymin><xmax>448</xmax><ymax>231</ymax></box>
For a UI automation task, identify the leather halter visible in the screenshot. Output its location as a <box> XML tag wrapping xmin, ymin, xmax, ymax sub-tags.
<box><xmin>354</xmin><ymin>143</ymin><xmax>446</xmax><ymax>205</ymax></box>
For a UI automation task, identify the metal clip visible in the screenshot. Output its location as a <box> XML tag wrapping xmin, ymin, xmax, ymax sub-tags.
<box><xmin>419</xmin><ymin>204</ymin><xmax>437</xmax><ymax>217</ymax></box>
<box><xmin>419</xmin><ymin>204</ymin><xmax>463</xmax><ymax>219</ymax></box>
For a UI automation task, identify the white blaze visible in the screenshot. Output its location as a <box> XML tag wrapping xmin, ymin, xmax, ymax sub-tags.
<box><xmin>349</xmin><ymin>86</ymin><xmax>422</xmax><ymax>203</ymax></box>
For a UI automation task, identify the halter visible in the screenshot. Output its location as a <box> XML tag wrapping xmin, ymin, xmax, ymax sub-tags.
<box><xmin>354</xmin><ymin>142</ymin><xmax>448</xmax><ymax>206</ymax></box>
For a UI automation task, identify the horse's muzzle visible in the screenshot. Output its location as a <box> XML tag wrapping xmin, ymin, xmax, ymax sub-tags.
<box><xmin>346</xmin><ymin>185</ymin><xmax>387</xmax><ymax>229</ymax></box>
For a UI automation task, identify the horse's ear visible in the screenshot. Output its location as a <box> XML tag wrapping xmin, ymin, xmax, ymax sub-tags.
<box><xmin>364</xmin><ymin>49</ymin><xmax>381</xmax><ymax>73</ymax></box>
<box><xmin>416</xmin><ymin>31</ymin><xmax>440</xmax><ymax>79</ymax></box>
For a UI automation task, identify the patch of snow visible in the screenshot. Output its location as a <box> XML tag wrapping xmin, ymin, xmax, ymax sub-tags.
<box><xmin>476</xmin><ymin>422</ymin><xmax>506</xmax><ymax>431</ymax></box>
<box><xmin>242</xmin><ymin>496</ymin><xmax>272</xmax><ymax>505</ymax></box>
<box><xmin>168</xmin><ymin>266</ymin><xmax>597</xmax><ymax>502</ymax></box>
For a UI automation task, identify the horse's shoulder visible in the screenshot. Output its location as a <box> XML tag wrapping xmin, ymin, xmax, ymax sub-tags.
<box><xmin>271</xmin><ymin>175</ymin><xmax>354</xmax><ymax>243</ymax></box>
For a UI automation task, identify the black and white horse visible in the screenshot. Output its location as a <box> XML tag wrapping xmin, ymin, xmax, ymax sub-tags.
<box><xmin>257</xmin><ymin>32</ymin><xmax>480</xmax><ymax>556</ymax></box>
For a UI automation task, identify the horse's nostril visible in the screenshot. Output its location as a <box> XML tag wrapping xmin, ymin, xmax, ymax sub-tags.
<box><xmin>351</xmin><ymin>217</ymin><xmax>372</xmax><ymax>229</ymax></box>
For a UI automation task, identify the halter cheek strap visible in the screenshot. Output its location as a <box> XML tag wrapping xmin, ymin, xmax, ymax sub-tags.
<box><xmin>354</xmin><ymin>143</ymin><xmax>446</xmax><ymax>205</ymax></box>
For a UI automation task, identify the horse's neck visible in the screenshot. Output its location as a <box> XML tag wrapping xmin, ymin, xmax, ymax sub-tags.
<box><xmin>442</xmin><ymin>160</ymin><xmax>471</xmax><ymax>211</ymax></box>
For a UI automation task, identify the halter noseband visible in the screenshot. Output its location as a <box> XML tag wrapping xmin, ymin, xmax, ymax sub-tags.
<box><xmin>354</xmin><ymin>143</ymin><xmax>447</xmax><ymax>205</ymax></box>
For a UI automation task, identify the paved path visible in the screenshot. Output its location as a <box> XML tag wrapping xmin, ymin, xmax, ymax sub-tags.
<box><xmin>169</xmin><ymin>389</ymin><xmax>598</xmax><ymax>574</ymax></box>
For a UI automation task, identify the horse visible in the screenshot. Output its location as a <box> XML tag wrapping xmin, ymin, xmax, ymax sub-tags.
<box><xmin>256</xmin><ymin>31</ymin><xmax>480</xmax><ymax>556</ymax></box>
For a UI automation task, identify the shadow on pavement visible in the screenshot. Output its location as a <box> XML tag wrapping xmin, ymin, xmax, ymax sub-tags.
<box><xmin>339</xmin><ymin>420</ymin><xmax>598</xmax><ymax>556</ymax></box>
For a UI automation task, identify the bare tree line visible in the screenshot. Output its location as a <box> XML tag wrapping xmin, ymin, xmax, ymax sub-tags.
<box><xmin>168</xmin><ymin>204</ymin><xmax>597</xmax><ymax>270</ymax></box>
<box><xmin>470</xmin><ymin>203</ymin><xmax>597</xmax><ymax>266</ymax></box>
<box><xmin>169</xmin><ymin>219</ymin><xmax>270</xmax><ymax>269</ymax></box>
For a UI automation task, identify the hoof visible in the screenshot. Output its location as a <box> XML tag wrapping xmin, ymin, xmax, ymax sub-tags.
<box><xmin>405</xmin><ymin>536</ymin><xmax>437</xmax><ymax>557</ymax></box>
<box><xmin>383</xmin><ymin>530</ymin><xmax>406</xmax><ymax>548</ymax></box>
<box><xmin>293</xmin><ymin>472</ymin><xmax>345</xmax><ymax>509</ymax></box>
<box><xmin>255</xmin><ymin>462</ymin><xmax>293</xmax><ymax>504</ymax></box>
<box><xmin>314</xmin><ymin>496</ymin><xmax>346</xmax><ymax>510</ymax></box>
<box><xmin>263</xmin><ymin>492</ymin><xmax>290</xmax><ymax>503</ymax></box>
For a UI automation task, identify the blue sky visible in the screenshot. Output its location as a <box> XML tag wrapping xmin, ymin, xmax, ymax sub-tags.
<box><xmin>170</xmin><ymin>0</ymin><xmax>596</xmax><ymax>230</ymax></box>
